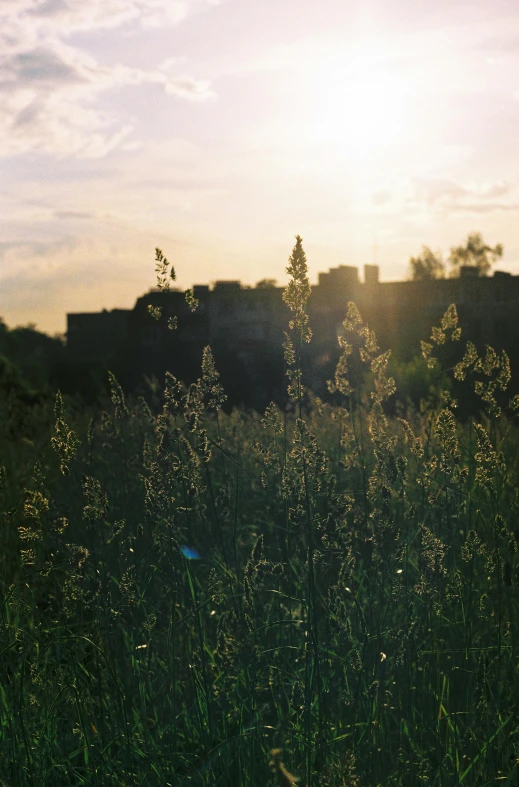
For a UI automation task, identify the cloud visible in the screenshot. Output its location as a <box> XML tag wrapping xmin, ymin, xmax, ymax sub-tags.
<box><xmin>0</xmin><ymin>236</ymin><xmax>78</xmax><ymax>266</ymax></box>
<box><xmin>474</xmin><ymin>32</ymin><xmax>519</xmax><ymax>55</ymax></box>
<box><xmin>480</xmin><ymin>181</ymin><xmax>510</xmax><ymax>198</ymax></box>
<box><xmin>0</xmin><ymin>0</ymin><xmax>217</xmax><ymax>158</ymax></box>
<box><xmin>0</xmin><ymin>48</ymin><xmax>83</xmax><ymax>87</ymax></box>
<box><xmin>412</xmin><ymin>177</ymin><xmax>469</xmax><ymax>204</ymax></box>
<box><xmin>0</xmin><ymin>233</ymin><xmax>123</xmax><ymax>317</ymax></box>
<box><xmin>1</xmin><ymin>1</ymin><xmax>216</xmax><ymax>47</ymax></box>
<box><xmin>409</xmin><ymin>177</ymin><xmax>516</xmax><ymax>214</ymax></box>
<box><xmin>448</xmin><ymin>202</ymin><xmax>519</xmax><ymax>213</ymax></box>
<box><xmin>54</xmin><ymin>210</ymin><xmax>94</xmax><ymax>219</ymax></box>
<box><xmin>371</xmin><ymin>189</ymin><xmax>392</xmax><ymax>206</ymax></box>
<box><xmin>0</xmin><ymin>227</ymin><xmax>161</xmax><ymax>331</ymax></box>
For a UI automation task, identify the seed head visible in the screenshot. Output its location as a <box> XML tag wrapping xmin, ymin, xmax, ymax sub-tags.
<box><xmin>269</xmin><ymin>749</ymin><xmax>300</xmax><ymax>786</ymax></box>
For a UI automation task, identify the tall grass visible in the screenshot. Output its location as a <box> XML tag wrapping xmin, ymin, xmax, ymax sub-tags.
<box><xmin>1</xmin><ymin>238</ymin><xmax>519</xmax><ymax>785</ymax></box>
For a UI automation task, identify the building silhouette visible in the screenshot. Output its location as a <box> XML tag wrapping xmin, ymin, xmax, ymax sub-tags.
<box><xmin>66</xmin><ymin>264</ymin><xmax>519</xmax><ymax>408</ymax></box>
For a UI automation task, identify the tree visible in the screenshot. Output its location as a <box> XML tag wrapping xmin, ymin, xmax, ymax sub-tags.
<box><xmin>409</xmin><ymin>246</ymin><xmax>445</xmax><ymax>281</ymax></box>
<box><xmin>449</xmin><ymin>232</ymin><xmax>503</xmax><ymax>277</ymax></box>
<box><xmin>255</xmin><ymin>278</ymin><xmax>278</xmax><ymax>289</ymax></box>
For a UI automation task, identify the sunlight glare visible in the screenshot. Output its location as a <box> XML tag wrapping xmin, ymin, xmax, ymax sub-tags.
<box><xmin>307</xmin><ymin>44</ymin><xmax>415</xmax><ymax>163</ymax></box>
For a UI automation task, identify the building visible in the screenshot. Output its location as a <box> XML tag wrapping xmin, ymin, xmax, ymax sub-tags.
<box><xmin>66</xmin><ymin>264</ymin><xmax>519</xmax><ymax>406</ymax></box>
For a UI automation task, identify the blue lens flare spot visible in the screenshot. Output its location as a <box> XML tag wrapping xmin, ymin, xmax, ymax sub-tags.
<box><xmin>180</xmin><ymin>546</ymin><xmax>202</xmax><ymax>560</ymax></box>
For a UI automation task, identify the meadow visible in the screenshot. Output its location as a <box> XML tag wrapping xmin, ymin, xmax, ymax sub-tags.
<box><xmin>1</xmin><ymin>238</ymin><xmax>519</xmax><ymax>786</ymax></box>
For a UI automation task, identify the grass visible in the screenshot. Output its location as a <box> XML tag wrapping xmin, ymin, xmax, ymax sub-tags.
<box><xmin>1</xmin><ymin>238</ymin><xmax>519</xmax><ymax>785</ymax></box>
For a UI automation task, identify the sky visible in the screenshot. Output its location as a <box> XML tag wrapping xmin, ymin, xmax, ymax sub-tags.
<box><xmin>2</xmin><ymin>0</ymin><xmax>519</xmax><ymax>334</ymax></box>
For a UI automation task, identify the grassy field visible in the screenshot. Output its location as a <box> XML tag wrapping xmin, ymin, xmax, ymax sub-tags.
<box><xmin>1</xmin><ymin>239</ymin><xmax>519</xmax><ymax>786</ymax></box>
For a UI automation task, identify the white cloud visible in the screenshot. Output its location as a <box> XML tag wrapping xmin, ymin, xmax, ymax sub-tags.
<box><xmin>1</xmin><ymin>0</ymin><xmax>212</xmax><ymax>45</ymax></box>
<box><xmin>0</xmin><ymin>0</ymin><xmax>216</xmax><ymax>157</ymax></box>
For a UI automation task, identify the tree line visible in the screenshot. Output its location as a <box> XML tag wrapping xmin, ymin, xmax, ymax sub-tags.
<box><xmin>409</xmin><ymin>231</ymin><xmax>504</xmax><ymax>280</ymax></box>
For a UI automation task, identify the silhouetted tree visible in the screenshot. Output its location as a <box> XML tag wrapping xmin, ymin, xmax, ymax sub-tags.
<box><xmin>449</xmin><ymin>232</ymin><xmax>503</xmax><ymax>277</ymax></box>
<box><xmin>409</xmin><ymin>246</ymin><xmax>445</xmax><ymax>281</ymax></box>
<box><xmin>255</xmin><ymin>278</ymin><xmax>278</xmax><ymax>289</ymax></box>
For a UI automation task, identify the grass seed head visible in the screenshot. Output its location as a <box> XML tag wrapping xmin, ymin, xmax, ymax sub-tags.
<box><xmin>269</xmin><ymin>749</ymin><xmax>300</xmax><ymax>786</ymax></box>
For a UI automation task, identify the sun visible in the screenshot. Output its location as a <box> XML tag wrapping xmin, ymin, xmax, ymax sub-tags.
<box><xmin>305</xmin><ymin>43</ymin><xmax>416</xmax><ymax>162</ymax></box>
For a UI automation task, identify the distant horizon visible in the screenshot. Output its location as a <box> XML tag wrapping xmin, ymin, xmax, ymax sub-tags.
<box><xmin>3</xmin><ymin>254</ymin><xmax>515</xmax><ymax>338</ymax></box>
<box><xmin>2</xmin><ymin>0</ymin><xmax>519</xmax><ymax>334</ymax></box>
